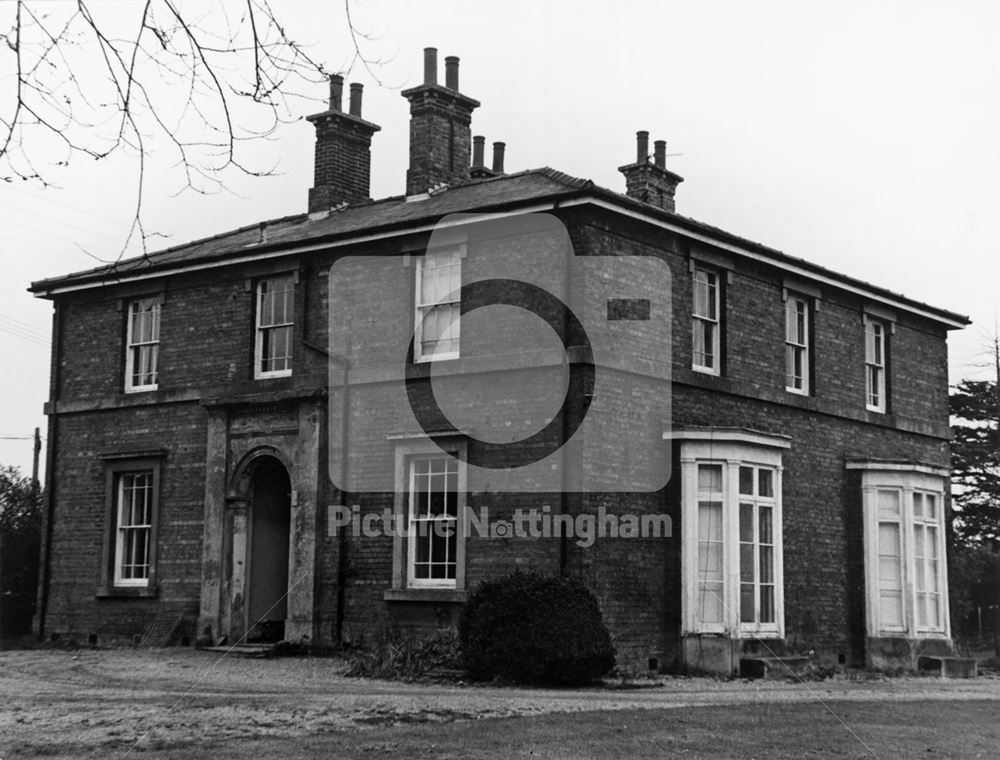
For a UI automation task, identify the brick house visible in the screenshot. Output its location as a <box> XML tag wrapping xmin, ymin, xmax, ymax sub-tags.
<box><xmin>29</xmin><ymin>49</ymin><xmax>969</xmax><ymax>675</ymax></box>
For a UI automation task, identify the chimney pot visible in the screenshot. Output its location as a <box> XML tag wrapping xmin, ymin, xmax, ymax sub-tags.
<box><xmin>349</xmin><ymin>83</ymin><xmax>363</xmax><ymax>117</ymax></box>
<box><xmin>445</xmin><ymin>56</ymin><xmax>460</xmax><ymax>90</ymax></box>
<box><xmin>473</xmin><ymin>135</ymin><xmax>485</xmax><ymax>167</ymax></box>
<box><xmin>619</xmin><ymin>131</ymin><xmax>683</xmax><ymax>213</ymax></box>
<box><xmin>492</xmin><ymin>141</ymin><xmax>506</xmax><ymax>174</ymax></box>
<box><xmin>636</xmin><ymin>131</ymin><xmax>649</xmax><ymax>163</ymax></box>
<box><xmin>654</xmin><ymin>140</ymin><xmax>666</xmax><ymax>169</ymax></box>
<box><xmin>423</xmin><ymin>47</ymin><xmax>438</xmax><ymax>85</ymax></box>
<box><xmin>307</xmin><ymin>78</ymin><xmax>380</xmax><ymax>213</ymax></box>
<box><xmin>329</xmin><ymin>74</ymin><xmax>344</xmax><ymax>111</ymax></box>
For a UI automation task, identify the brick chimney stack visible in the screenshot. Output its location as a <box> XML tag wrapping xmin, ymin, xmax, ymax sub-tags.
<box><xmin>402</xmin><ymin>48</ymin><xmax>481</xmax><ymax>195</ymax></box>
<box><xmin>618</xmin><ymin>130</ymin><xmax>684</xmax><ymax>213</ymax></box>
<box><xmin>306</xmin><ymin>74</ymin><xmax>381</xmax><ymax>213</ymax></box>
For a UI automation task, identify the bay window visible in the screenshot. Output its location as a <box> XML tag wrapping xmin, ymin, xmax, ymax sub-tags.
<box><xmin>679</xmin><ymin>429</ymin><xmax>788</xmax><ymax>638</ymax></box>
<box><xmin>849</xmin><ymin>462</ymin><xmax>950</xmax><ymax>639</ymax></box>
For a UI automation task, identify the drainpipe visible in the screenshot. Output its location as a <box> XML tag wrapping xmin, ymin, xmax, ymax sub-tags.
<box><xmin>329</xmin><ymin>352</ymin><xmax>351</xmax><ymax>645</ymax></box>
<box><xmin>36</xmin><ymin>301</ymin><xmax>61</xmax><ymax>639</ymax></box>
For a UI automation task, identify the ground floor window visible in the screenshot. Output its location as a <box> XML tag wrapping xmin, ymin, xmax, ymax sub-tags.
<box><xmin>678</xmin><ymin>429</ymin><xmax>789</xmax><ymax>638</ymax></box>
<box><xmin>407</xmin><ymin>454</ymin><xmax>460</xmax><ymax>586</ymax></box>
<box><xmin>99</xmin><ymin>456</ymin><xmax>162</xmax><ymax>594</ymax></box>
<box><xmin>390</xmin><ymin>438</ymin><xmax>468</xmax><ymax>593</ymax></box>
<box><xmin>849</xmin><ymin>462</ymin><xmax>949</xmax><ymax>638</ymax></box>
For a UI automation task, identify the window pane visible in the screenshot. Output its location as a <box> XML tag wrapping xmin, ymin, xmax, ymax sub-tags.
<box><xmin>693</xmin><ymin>271</ymin><xmax>716</xmax><ymax>319</ymax></box>
<box><xmin>739</xmin><ymin>467</ymin><xmax>754</xmax><ymax>495</ymax></box>
<box><xmin>699</xmin><ymin>582</ymin><xmax>724</xmax><ymax>625</ymax></box>
<box><xmin>698</xmin><ymin>465</ymin><xmax>723</xmax><ymax>494</ymax></box>
<box><xmin>880</xmin><ymin>591</ymin><xmax>904</xmax><ymax>628</ymax></box>
<box><xmin>758</xmin><ymin>470</ymin><xmax>774</xmax><ymax>498</ymax></box>
<box><xmin>740</xmin><ymin>542</ymin><xmax>754</xmax><ymax>582</ymax></box>
<box><xmin>925</xmin><ymin>493</ymin><xmax>937</xmax><ymax>521</ymax></box>
<box><xmin>759</xmin><ymin>545</ymin><xmax>774</xmax><ymax>584</ymax></box>
<box><xmin>739</xmin><ymin>503</ymin><xmax>754</xmax><ymax>542</ymax></box>
<box><xmin>759</xmin><ymin>506</ymin><xmax>773</xmax><ymax>543</ymax></box>
<box><xmin>759</xmin><ymin>585</ymin><xmax>775</xmax><ymax>623</ymax></box>
<box><xmin>740</xmin><ymin>584</ymin><xmax>754</xmax><ymax>623</ymax></box>
<box><xmin>878</xmin><ymin>522</ymin><xmax>901</xmax><ymax>564</ymax></box>
<box><xmin>698</xmin><ymin>502</ymin><xmax>723</xmax><ymax>542</ymax></box>
<box><xmin>877</xmin><ymin>489</ymin><xmax>900</xmax><ymax>518</ymax></box>
<box><xmin>879</xmin><ymin>556</ymin><xmax>902</xmax><ymax>586</ymax></box>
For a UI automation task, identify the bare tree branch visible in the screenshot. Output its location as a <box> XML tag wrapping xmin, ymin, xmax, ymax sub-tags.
<box><xmin>0</xmin><ymin>1</ymin><xmax>387</xmax><ymax>270</ymax></box>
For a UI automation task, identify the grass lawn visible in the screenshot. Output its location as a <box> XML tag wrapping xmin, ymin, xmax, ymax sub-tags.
<box><xmin>39</xmin><ymin>699</ymin><xmax>999</xmax><ymax>760</ymax></box>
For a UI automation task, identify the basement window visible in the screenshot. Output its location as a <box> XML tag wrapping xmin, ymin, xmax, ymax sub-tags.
<box><xmin>255</xmin><ymin>275</ymin><xmax>294</xmax><ymax>378</ymax></box>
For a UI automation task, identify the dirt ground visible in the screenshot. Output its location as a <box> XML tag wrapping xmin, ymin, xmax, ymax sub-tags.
<box><xmin>1</xmin><ymin>648</ymin><xmax>998</xmax><ymax>759</ymax></box>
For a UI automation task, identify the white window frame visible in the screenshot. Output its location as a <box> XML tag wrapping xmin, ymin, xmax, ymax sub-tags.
<box><xmin>414</xmin><ymin>248</ymin><xmax>462</xmax><ymax>363</ymax></box>
<box><xmin>391</xmin><ymin>438</ymin><xmax>468</xmax><ymax>591</ymax></box>
<box><xmin>850</xmin><ymin>463</ymin><xmax>950</xmax><ymax>640</ymax></box>
<box><xmin>255</xmin><ymin>275</ymin><xmax>294</xmax><ymax>379</ymax></box>
<box><xmin>113</xmin><ymin>470</ymin><xmax>155</xmax><ymax>587</ymax></box>
<box><xmin>865</xmin><ymin>317</ymin><xmax>887</xmax><ymax>412</ymax></box>
<box><xmin>678</xmin><ymin>430</ymin><xmax>789</xmax><ymax>638</ymax></box>
<box><xmin>785</xmin><ymin>296</ymin><xmax>810</xmax><ymax>395</ymax></box>
<box><xmin>406</xmin><ymin>454</ymin><xmax>461</xmax><ymax>589</ymax></box>
<box><xmin>125</xmin><ymin>297</ymin><xmax>161</xmax><ymax>393</ymax></box>
<box><xmin>691</xmin><ymin>267</ymin><xmax>721</xmax><ymax>375</ymax></box>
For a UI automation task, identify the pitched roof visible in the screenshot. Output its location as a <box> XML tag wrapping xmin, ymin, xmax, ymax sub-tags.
<box><xmin>28</xmin><ymin>167</ymin><xmax>969</xmax><ymax>328</ymax></box>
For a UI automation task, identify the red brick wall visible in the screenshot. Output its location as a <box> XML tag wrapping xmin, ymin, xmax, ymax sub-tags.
<box><xmin>40</xmin><ymin>203</ymin><xmax>954</xmax><ymax>671</ymax></box>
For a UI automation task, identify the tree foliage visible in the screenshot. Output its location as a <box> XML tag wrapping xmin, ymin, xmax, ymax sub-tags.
<box><xmin>0</xmin><ymin>465</ymin><xmax>42</xmax><ymax>637</ymax></box>
<box><xmin>950</xmin><ymin>379</ymin><xmax>1000</xmax><ymax>545</ymax></box>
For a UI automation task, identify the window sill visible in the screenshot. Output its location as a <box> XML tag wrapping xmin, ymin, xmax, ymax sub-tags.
<box><xmin>383</xmin><ymin>588</ymin><xmax>468</xmax><ymax>603</ymax></box>
<box><xmin>97</xmin><ymin>585</ymin><xmax>158</xmax><ymax>599</ymax></box>
<box><xmin>691</xmin><ymin>365</ymin><xmax>720</xmax><ymax>376</ymax></box>
<box><xmin>124</xmin><ymin>385</ymin><xmax>159</xmax><ymax>394</ymax></box>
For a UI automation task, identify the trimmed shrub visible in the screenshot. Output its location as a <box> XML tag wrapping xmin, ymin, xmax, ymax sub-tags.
<box><xmin>459</xmin><ymin>571</ymin><xmax>615</xmax><ymax>685</ymax></box>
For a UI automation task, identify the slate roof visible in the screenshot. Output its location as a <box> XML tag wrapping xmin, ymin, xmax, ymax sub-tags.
<box><xmin>28</xmin><ymin>167</ymin><xmax>969</xmax><ymax>327</ymax></box>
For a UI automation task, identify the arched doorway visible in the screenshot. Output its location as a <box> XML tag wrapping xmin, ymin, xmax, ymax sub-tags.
<box><xmin>247</xmin><ymin>456</ymin><xmax>291</xmax><ymax>642</ymax></box>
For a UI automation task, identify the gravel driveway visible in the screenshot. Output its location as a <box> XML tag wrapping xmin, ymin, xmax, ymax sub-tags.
<box><xmin>1</xmin><ymin>649</ymin><xmax>998</xmax><ymax>757</ymax></box>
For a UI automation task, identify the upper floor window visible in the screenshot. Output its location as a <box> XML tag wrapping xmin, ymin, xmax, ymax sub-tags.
<box><xmin>785</xmin><ymin>296</ymin><xmax>810</xmax><ymax>394</ymax></box>
<box><xmin>125</xmin><ymin>297</ymin><xmax>160</xmax><ymax>392</ymax></box>
<box><xmin>865</xmin><ymin>317</ymin><xmax>887</xmax><ymax>412</ymax></box>
<box><xmin>692</xmin><ymin>267</ymin><xmax>720</xmax><ymax>374</ymax></box>
<box><xmin>414</xmin><ymin>249</ymin><xmax>461</xmax><ymax>362</ymax></box>
<box><xmin>255</xmin><ymin>275</ymin><xmax>294</xmax><ymax>378</ymax></box>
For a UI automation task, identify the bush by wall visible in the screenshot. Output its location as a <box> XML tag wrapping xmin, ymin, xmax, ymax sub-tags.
<box><xmin>458</xmin><ymin>571</ymin><xmax>615</xmax><ymax>685</ymax></box>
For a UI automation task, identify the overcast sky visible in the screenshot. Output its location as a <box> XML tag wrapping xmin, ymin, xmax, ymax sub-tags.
<box><xmin>2</xmin><ymin>1</ymin><xmax>998</xmax><ymax>474</ymax></box>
